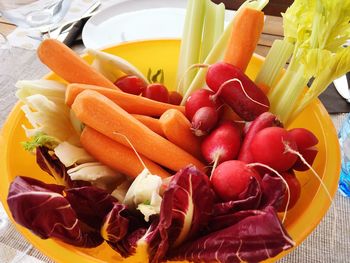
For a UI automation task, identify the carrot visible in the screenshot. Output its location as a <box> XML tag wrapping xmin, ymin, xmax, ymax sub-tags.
<box><xmin>223</xmin><ymin>7</ymin><xmax>265</xmax><ymax>72</ymax></box>
<box><xmin>37</xmin><ymin>39</ymin><xmax>117</xmax><ymax>89</ymax></box>
<box><xmin>66</xmin><ymin>83</ymin><xmax>185</xmax><ymax>117</ymax></box>
<box><xmin>159</xmin><ymin>109</ymin><xmax>203</xmax><ymax>160</ymax></box>
<box><xmin>81</xmin><ymin>127</ymin><xmax>170</xmax><ymax>179</ymax></box>
<box><xmin>72</xmin><ymin>90</ymin><xmax>205</xmax><ymax>172</ymax></box>
<box><xmin>219</xmin><ymin>104</ymin><xmax>242</xmax><ymax>123</ymax></box>
<box><xmin>132</xmin><ymin>114</ymin><xmax>164</xmax><ymax>137</ymax></box>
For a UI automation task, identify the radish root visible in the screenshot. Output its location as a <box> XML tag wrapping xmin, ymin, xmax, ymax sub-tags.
<box><xmin>210</xmin><ymin>155</ymin><xmax>221</xmax><ymax>179</ymax></box>
<box><xmin>177</xmin><ymin>63</ymin><xmax>210</xmax><ymax>94</ymax></box>
<box><xmin>247</xmin><ymin>163</ymin><xmax>290</xmax><ymax>224</ymax></box>
<box><xmin>212</xmin><ymin>78</ymin><xmax>269</xmax><ymax>108</ymax></box>
<box><xmin>112</xmin><ymin>131</ymin><xmax>148</xmax><ymax>171</ymax></box>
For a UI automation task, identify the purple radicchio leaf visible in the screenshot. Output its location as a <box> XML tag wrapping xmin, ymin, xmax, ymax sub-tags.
<box><xmin>109</xmin><ymin>227</ymin><xmax>148</xmax><ymax>258</ymax></box>
<box><xmin>106</xmin><ymin>165</ymin><xmax>215</xmax><ymax>262</ymax></box>
<box><xmin>108</xmin><ymin>217</ymin><xmax>159</xmax><ymax>258</ymax></box>
<box><xmin>7</xmin><ymin>176</ymin><xmax>103</xmax><ymax>247</ymax></box>
<box><xmin>64</xmin><ymin>186</ymin><xmax>118</xmax><ymax>229</ymax></box>
<box><xmin>36</xmin><ymin>146</ymin><xmax>90</xmax><ymax>188</ymax></box>
<box><xmin>169</xmin><ymin>206</ymin><xmax>295</xmax><ymax>263</ymax></box>
<box><xmin>206</xmin><ymin>209</ymin><xmax>263</xmax><ymax>233</ymax></box>
<box><xmin>101</xmin><ymin>202</ymin><xmax>146</xmax><ymax>244</ymax></box>
<box><xmin>259</xmin><ymin>174</ymin><xmax>286</xmax><ymax>210</ymax></box>
<box><xmin>213</xmin><ymin>176</ymin><xmax>262</xmax><ymax>216</ymax></box>
<box><xmin>101</xmin><ymin>203</ymin><xmax>130</xmax><ymax>243</ymax></box>
<box><xmin>149</xmin><ymin>165</ymin><xmax>215</xmax><ymax>262</ymax></box>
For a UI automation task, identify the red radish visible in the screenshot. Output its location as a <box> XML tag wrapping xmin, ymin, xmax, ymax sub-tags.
<box><xmin>185</xmin><ymin>89</ymin><xmax>222</xmax><ymax>120</ymax></box>
<box><xmin>191</xmin><ymin>106</ymin><xmax>218</xmax><ymax>136</ymax></box>
<box><xmin>142</xmin><ymin>83</ymin><xmax>169</xmax><ymax>103</ymax></box>
<box><xmin>293</xmin><ymin>148</ymin><xmax>318</xmax><ymax>171</ymax></box>
<box><xmin>114</xmin><ymin>75</ymin><xmax>146</xmax><ymax>95</ymax></box>
<box><xmin>201</xmin><ymin>121</ymin><xmax>241</xmax><ymax>165</ymax></box>
<box><xmin>249</xmin><ymin>127</ymin><xmax>298</xmax><ymax>172</ymax></box>
<box><xmin>277</xmin><ymin>171</ymin><xmax>301</xmax><ymax>212</ymax></box>
<box><xmin>169</xmin><ymin>91</ymin><xmax>183</xmax><ymax>105</ymax></box>
<box><xmin>239</xmin><ymin>112</ymin><xmax>282</xmax><ymax>163</ymax></box>
<box><xmin>289</xmin><ymin>128</ymin><xmax>319</xmax><ymax>171</ymax></box>
<box><xmin>206</xmin><ymin>62</ymin><xmax>270</xmax><ymax>121</ymax></box>
<box><xmin>211</xmin><ymin>160</ymin><xmax>260</xmax><ymax>201</ymax></box>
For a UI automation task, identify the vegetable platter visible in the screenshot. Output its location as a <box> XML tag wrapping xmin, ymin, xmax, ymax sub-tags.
<box><xmin>0</xmin><ymin>0</ymin><xmax>348</xmax><ymax>262</ymax></box>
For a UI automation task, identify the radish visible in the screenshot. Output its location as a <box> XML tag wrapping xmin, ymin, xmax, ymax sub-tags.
<box><xmin>277</xmin><ymin>171</ymin><xmax>301</xmax><ymax>212</ymax></box>
<box><xmin>191</xmin><ymin>106</ymin><xmax>218</xmax><ymax>136</ymax></box>
<box><xmin>201</xmin><ymin>121</ymin><xmax>241</xmax><ymax>165</ymax></box>
<box><xmin>114</xmin><ymin>75</ymin><xmax>146</xmax><ymax>95</ymax></box>
<box><xmin>211</xmin><ymin>160</ymin><xmax>261</xmax><ymax>201</ymax></box>
<box><xmin>249</xmin><ymin>127</ymin><xmax>298</xmax><ymax>172</ymax></box>
<box><xmin>288</xmin><ymin>128</ymin><xmax>318</xmax><ymax>171</ymax></box>
<box><xmin>168</xmin><ymin>91</ymin><xmax>183</xmax><ymax>105</ymax></box>
<box><xmin>206</xmin><ymin>62</ymin><xmax>270</xmax><ymax>121</ymax></box>
<box><xmin>142</xmin><ymin>83</ymin><xmax>169</xmax><ymax>103</ymax></box>
<box><xmin>239</xmin><ymin>112</ymin><xmax>282</xmax><ymax>163</ymax></box>
<box><xmin>185</xmin><ymin>89</ymin><xmax>222</xmax><ymax>120</ymax></box>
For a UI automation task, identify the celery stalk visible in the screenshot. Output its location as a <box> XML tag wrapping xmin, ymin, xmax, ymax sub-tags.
<box><xmin>200</xmin><ymin>1</ymin><xmax>225</xmax><ymax>62</ymax></box>
<box><xmin>176</xmin><ymin>0</ymin><xmax>206</xmax><ymax>94</ymax></box>
<box><xmin>290</xmin><ymin>47</ymin><xmax>350</xmax><ymax>120</ymax></box>
<box><xmin>176</xmin><ymin>0</ymin><xmax>193</xmax><ymax>93</ymax></box>
<box><xmin>181</xmin><ymin>19</ymin><xmax>234</xmax><ymax>105</ymax></box>
<box><xmin>265</xmin><ymin>0</ymin><xmax>350</xmax><ymax>125</ymax></box>
<box><xmin>269</xmin><ymin>66</ymin><xmax>309</xmax><ymax>124</ymax></box>
<box><xmin>255</xmin><ymin>39</ymin><xmax>294</xmax><ymax>88</ymax></box>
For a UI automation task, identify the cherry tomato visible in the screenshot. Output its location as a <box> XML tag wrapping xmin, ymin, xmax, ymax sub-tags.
<box><xmin>114</xmin><ymin>75</ymin><xmax>146</xmax><ymax>95</ymax></box>
<box><xmin>168</xmin><ymin>91</ymin><xmax>183</xmax><ymax>105</ymax></box>
<box><xmin>142</xmin><ymin>83</ymin><xmax>169</xmax><ymax>103</ymax></box>
<box><xmin>278</xmin><ymin>171</ymin><xmax>301</xmax><ymax>212</ymax></box>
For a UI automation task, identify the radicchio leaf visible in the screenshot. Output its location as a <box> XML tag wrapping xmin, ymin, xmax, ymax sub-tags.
<box><xmin>213</xmin><ymin>176</ymin><xmax>262</xmax><ymax>216</ymax></box>
<box><xmin>149</xmin><ymin>165</ymin><xmax>215</xmax><ymax>262</ymax></box>
<box><xmin>109</xmin><ymin>227</ymin><xmax>148</xmax><ymax>258</ymax></box>
<box><xmin>36</xmin><ymin>146</ymin><xmax>89</xmax><ymax>188</ymax></box>
<box><xmin>259</xmin><ymin>174</ymin><xmax>286</xmax><ymax>210</ymax></box>
<box><xmin>7</xmin><ymin>176</ymin><xmax>103</xmax><ymax>247</ymax></box>
<box><xmin>169</xmin><ymin>206</ymin><xmax>295</xmax><ymax>263</ymax></box>
<box><xmin>65</xmin><ymin>186</ymin><xmax>117</xmax><ymax>229</ymax></box>
<box><xmin>207</xmin><ymin>210</ymin><xmax>263</xmax><ymax>233</ymax></box>
<box><xmin>101</xmin><ymin>202</ymin><xmax>145</xmax><ymax>244</ymax></box>
<box><xmin>109</xmin><ymin>217</ymin><xmax>159</xmax><ymax>258</ymax></box>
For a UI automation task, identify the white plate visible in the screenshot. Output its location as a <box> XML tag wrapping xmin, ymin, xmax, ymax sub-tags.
<box><xmin>82</xmin><ymin>0</ymin><xmax>234</xmax><ymax>49</ymax></box>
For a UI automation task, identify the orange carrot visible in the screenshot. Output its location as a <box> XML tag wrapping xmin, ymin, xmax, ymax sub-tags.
<box><xmin>220</xmin><ymin>104</ymin><xmax>242</xmax><ymax>122</ymax></box>
<box><xmin>81</xmin><ymin>126</ymin><xmax>170</xmax><ymax>178</ymax></box>
<box><xmin>66</xmin><ymin>83</ymin><xmax>185</xmax><ymax>117</ymax></box>
<box><xmin>223</xmin><ymin>7</ymin><xmax>265</xmax><ymax>72</ymax></box>
<box><xmin>132</xmin><ymin>114</ymin><xmax>164</xmax><ymax>137</ymax></box>
<box><xmin>37</xmin><ymin>39</ymin><xmax>117</xmax><ymax>89</ymax></box>
<box><xmin>72</xmin><ymin>90</ymin><xmax>205</xmax><ymax>172</ymax></box>
<box><xmin>159</xmin><ymin>109</ymin><xmax>203</xmax><ymax>160</ymax></box>
<box><xmin>219</xmin><ymin>104</ymin><xmax>245</xmax><ymax>130</ymax></box>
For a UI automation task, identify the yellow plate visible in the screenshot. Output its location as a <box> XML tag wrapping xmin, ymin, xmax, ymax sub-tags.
<box><xmin>0</xmin><ymin>39</ymin><xmax>341</xmax><ymax>262</ymax></box>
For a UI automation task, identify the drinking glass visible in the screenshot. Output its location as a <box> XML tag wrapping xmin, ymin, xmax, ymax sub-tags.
<box><xmin>0</xmin><ymin>0</ymin><xmax>71</xmax><ymax>28</ymax></box>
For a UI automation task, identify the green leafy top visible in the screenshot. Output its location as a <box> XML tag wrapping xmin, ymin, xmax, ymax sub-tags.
<box><xmin>22</xmin><ymin>132</ymin><xmax>59</xmax><ymax>152</ymax></box>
